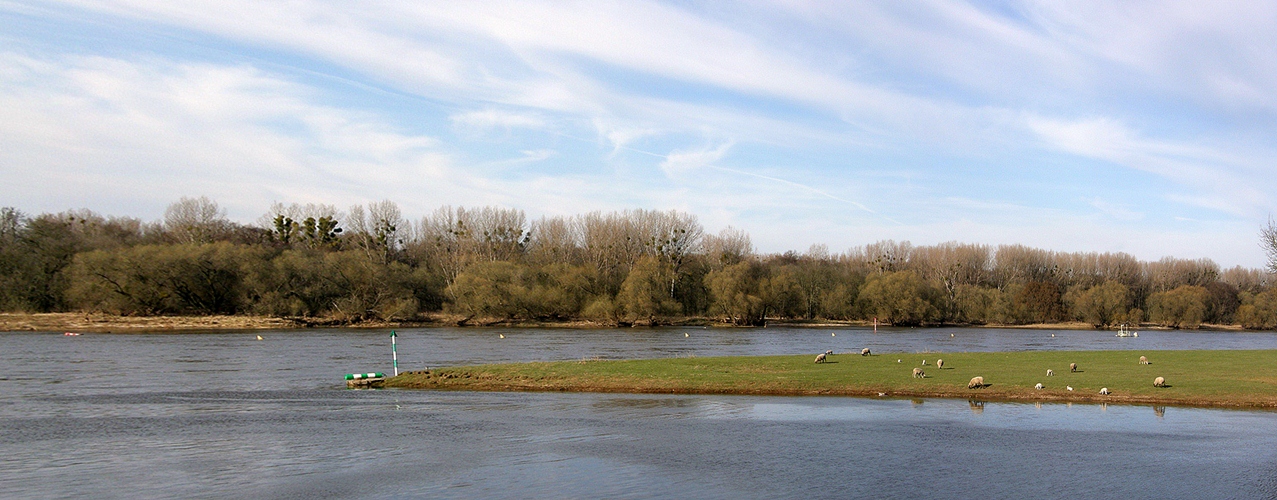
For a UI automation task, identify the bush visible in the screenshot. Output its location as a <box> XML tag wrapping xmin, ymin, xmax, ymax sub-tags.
<box><xmin>1148</xmin><ymin>285</ymin><xmax>1210</xmax><ymax>328</ymax></box>
<box><xmin>856</xmin><ymin>271</ymin><xmax>938</xmax><ymax>326</ymax></box>
<box><xmin>1237</xmin><ymin>290</ymin><xmax>1277</xmax><ymax>329</ymax></box>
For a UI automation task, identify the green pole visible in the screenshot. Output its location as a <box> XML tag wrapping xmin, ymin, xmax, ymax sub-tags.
<box><xmin>391</xmin><ymin>330</ymin><xmax>399</xmax><ymax>376</ymax></box>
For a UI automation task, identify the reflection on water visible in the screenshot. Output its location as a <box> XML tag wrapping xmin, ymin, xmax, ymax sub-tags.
<box><xmin>2</xmin><ymin>328</ymin><xmax>1276</xmax><ymax>498</ymax></box>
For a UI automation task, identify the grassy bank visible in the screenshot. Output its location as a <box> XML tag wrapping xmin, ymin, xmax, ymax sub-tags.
<box><xmin>386</xmin><ymin>349</ymin><xmax>1277</xmax><ymax>408</ymax></box>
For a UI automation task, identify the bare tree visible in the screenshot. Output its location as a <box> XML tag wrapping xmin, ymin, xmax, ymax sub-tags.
<box><xmin>348</xmin><ymin>200</ymin><xmax>403</xmax><ymax>263</ymax></box>
<box><xmin>164</xmin><ymin>196</ymin><xmax>228</xmax><ymax>244</ymax></box>
<box><xmin>1263</xmin><ymin>217</ymin><xmax>1277</xmax><ymax>274</ymax></box>
<box><xmin>700</xmin><ymin>226</ymin><xmax>753</xmax><ymax>268</ymax></box>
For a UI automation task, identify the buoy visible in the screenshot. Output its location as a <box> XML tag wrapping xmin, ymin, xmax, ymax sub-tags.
<box><xmin>950</xmin><ymin>333</ymin><xmax>954</xmax><ymax>337</ymax></box>
<box><xmin>832</xmin><ymin>332</ymin><xmax>835</xmax><ymax>337</ymax></box>
<box><xmin>1051</xmin><ymin>334</ymin><xmax>1055</xmax><ymax>337</ymax></box>
<box><xmin>499</xmin><ymin>334</ymin><xmax>505</xmax><ymax>339</ymax></box>
<box><xmin>256</xmin><ymin>335</ymin><xmax>263</xmax><ymax>340</ymax></box>
<box><xmin>685</xmin><ymin>333</ymin><xmax>689</xmax><ymax>337</ymax></box>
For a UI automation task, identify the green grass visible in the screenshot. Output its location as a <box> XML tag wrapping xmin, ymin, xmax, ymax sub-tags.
<box><xmin>385</xmin><ymin>350</ymin><xmax>1277</xmax><ymax>408</ymax></box>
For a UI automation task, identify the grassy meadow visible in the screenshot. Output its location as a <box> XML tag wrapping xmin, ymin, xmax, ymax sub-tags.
<box><xmin>386</xmin><ymin>349</ymin><xmax>1277</xmax><ymax>408</ymax></box>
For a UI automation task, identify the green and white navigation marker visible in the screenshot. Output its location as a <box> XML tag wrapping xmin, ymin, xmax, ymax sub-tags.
<box><xmin>391</xmin><ymin>330</ymin><xmax>399</xmax><ymax>376</ymax></box>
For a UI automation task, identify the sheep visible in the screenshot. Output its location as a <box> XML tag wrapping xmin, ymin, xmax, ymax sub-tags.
<box><xmin>936</xmin><ymin>359</ymin><xmax>944</xmax><ymax>370</ymax></box>
<box><xmin>1139</xmin><ymin>355</ymin><xmax>1149</xmax><ymax>365</ymax></box>
<box><xmin>862</xmin><ymin>348</ymin><xmax>871</xmax><ymax>356</ymax></box>
<box><xmin>825</xmin><ymin>350</ymin><xmax>834</xmax><ymax>356</ymax></box>
<box><xmin>1070</xmin><ymin>363</ymin><xmax>1078</xmax><ymax>373</ymax></box>
<box><xmin>1153</xmin><ymin>376</ymin><xmax>1166</xmax><ymax>387</ymax></box>
<box><xmin>913</xmin><ymin>367</ymin><xmax>925</xmax><ymax>378</ymax></box>
<box><xmin>1099</xmin><ymin>387</ymin><xmax>1110</xmax><ymax>395</ymax></box>
<box><xmin>815</xmin><ymin>352</ymin><xmax>827</xmax><ymax>363</ymax></box>
<box><xmin>1034</xmin><ymin>383</ymin><xmax>1043</xmax><ymax>390</ymax></box>
<box><xmin>1046</xmin><ymin>369</ymin><xmax>1054</xmax><ymax>377</ymax></box>
<box><xmin>922</xmin><ymin>359</ymin><xmax>927</xmax><ymax>365</ymax></box>
<box><xmin>1066</xmin><ymin>386</ymin><xmax>1073</xmax><ymax>391</ymax></box>
<box><xmin>968</xmin><ymin>376</ymin><xmax>985</xmax><ymax>389</ymax></box>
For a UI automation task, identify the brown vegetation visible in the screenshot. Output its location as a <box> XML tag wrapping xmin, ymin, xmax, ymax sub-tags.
<box><xmin>1</xmin><ymin>200</ymin><xmax>1275</xmax><ymax>329</ymax></box>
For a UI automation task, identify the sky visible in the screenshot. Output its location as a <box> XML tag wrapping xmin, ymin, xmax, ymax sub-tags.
<box><xmin>1</xmin><ymin>1</ymin><xmax>1275</xmax><ymax>268</ymax></box>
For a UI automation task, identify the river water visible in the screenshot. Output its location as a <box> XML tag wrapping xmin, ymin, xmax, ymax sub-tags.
<box><xmin>3</xmin><ymin>326</ymin><xmax>1277</xmax><ymax>498</ymax></box>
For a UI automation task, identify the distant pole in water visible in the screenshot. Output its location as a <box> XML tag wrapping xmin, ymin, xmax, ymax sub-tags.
<box><xmin>391</xmin><ymin>330</ymin><xmax>399</xmax><ymax>376</ymax></box>
<box><xmin>873</xmin><ymin>317</ymin><xmax>878</xmax><ymax>333</ymax></box>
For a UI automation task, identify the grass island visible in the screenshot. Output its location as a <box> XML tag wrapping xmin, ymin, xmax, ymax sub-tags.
<box><xmin>385</xmin><ymin>349</ymin><xmax>1277</xmax><ymax>409</ymax></box>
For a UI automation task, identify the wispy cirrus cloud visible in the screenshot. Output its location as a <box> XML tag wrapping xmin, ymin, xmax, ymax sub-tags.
<box><xmin>4</xmin><ymin>0</ymin><xmax>1277</xmax><ymax>267</ymax></box>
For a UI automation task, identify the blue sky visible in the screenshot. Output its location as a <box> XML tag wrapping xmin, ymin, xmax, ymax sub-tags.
<box><xmin>2</xmin><ymin>1</ymin><xmax>1275</xmax><ymax>267</ymax></box>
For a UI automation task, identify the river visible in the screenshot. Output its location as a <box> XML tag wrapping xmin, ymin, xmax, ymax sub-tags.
<box><xmin>3</xmin><ymin>326</ymin><xmax>1277</xmax><ymax>498</ymax></box>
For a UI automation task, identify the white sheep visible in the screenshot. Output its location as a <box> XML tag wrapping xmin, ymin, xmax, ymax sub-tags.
<box><xmin>913</xmin><ymin>367</ymin><xmax>925</xmax><ymax>378</ymax></box>
<box><xmin>936</xmin><ymin>359</ymin><xmax>944</xmax><ymax>370</ymax></box>
<box><xmin>862</xmin><ymin>348</ymin><xmax>871</xmax><ymax>356</ymax></box>
<box><xmin>1035</xmin><ymin>383</ymin><xmax>1043</xmax><ymax>390</ymax></box>
<box><xmin>1139</xmin><ymin>355</ymin><xmax>1149</xmax><ymax>365</ymax></box>
<box><xmin>1099</xmin><ymin>387</ymin><xmax>1110</xmax><ymax>395</ymax></box>
<box><xmin>1153</xmin><ymin>376</ymin><xmax>1166</xmax><ymax>387</ymax></box>
<box><xmin>1070</xmin><ymin>363</ymin><xmax>1078</xmax><ymax>373</ymax></box>
<box><xmin>922</xmin><ymin>359</ymin><xmax>927</xmax><ymax>365</ymax></box>
<box><xmin>825</xmin><ymin>350</ymin><xmax>834</xmax><ymax>356</ymax></box>
<box><xmin>1046</xmin><ymin>369</ymin><xmax>1054</xmax><ymax>377</ymax></box>
<box><xmin>1066</xmin><ymin>386</ymin><xmax>1073</xmax><ymax>391</ymax></box>
<box><xmin>815</xmin><ymin>352</ymin><xmax>827</xmax><ymax>363</ymax></box>
<box><xmin>968</xmin><ymin>376</ymin><xmax>985</xmax><ymax>389</ymax></box>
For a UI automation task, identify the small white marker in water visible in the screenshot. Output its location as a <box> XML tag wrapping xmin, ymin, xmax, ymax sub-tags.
<box><xmin>832</xmin><ymin>332</ymin><xmax>836</xmax><ymax>337</ymax></box>
<box><xmin>499</xmin><ymin>334</ymin><xmax>505</xmax><ymax>339</ymax></box>
<box><xmin>950</xmin><ymin>333</ymin><xmax>954</xmax><ymax>337</ymax></box>
<box><xmin>685</xmin><ymin>332</ymin><xmax>689</xmax><ymax>337</ymax></box>
<box><xmin>256</xmin><ymin>335</ymin><xmax>263</xmax><ymax>340</ymax></box>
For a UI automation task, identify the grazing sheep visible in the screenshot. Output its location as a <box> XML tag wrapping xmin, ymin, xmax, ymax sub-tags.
<box><xmin>862</xmin><ymin>348</ymin><xmax>871</xmax><ymax>356</ymax></box>
<box><xmin>815</xmin><ymin>353</ymin><xmax>827</xmax><ymax>363</ymax></box>
<box><xmin>825</xmin><ymin>350</ymin><xmax>834</xmax><ymax>356</ymax></box>
<box><xmin>922</xmin><ymin>360</ymin><xmax>927</xmax><ymax>365</ymax></box>
<box><xmin>1035</xmin><ymin>383</ymin><xmax>1043</xmax><ymax>390</ymax></box>
<box><xmin>1154</xmin><ymin>376</ymin><xmax>1166</xmax><ymax>387</ymax></box>
<box><xmin>1099</xmin><ymin>387</ymin><xmax>1110</xmax><ymax>395</ymax></box>
<box><xmin>936</xmin><ymin>359</ymin><xmax>944</xmax><ymax>370</ymax></box>
<box><xmin>1070</xmin><ymin>363</ymin><xmax>1078</xmax><ymax>373</ymax></box>
<box><xmin>1046</xmin><ymin>369</ymin><xmax>1054</xmax><ymax>377</ymax></box>
<box><xmin>1066</xmin><ymin>386</ymin><xmax>1073</xmax><ymax>391</ymax></box>
<box><xmin>968</xmin><ymin>376</ymin><xmax>985</xmax><ymax>389</ymax></box>
<box><xmin>913</xmin><ymin>367</ymin><xmax>925</xmax><ymax>378</ymax></box>
<box><xmin>1139</xmin><ymin>356</ymin><xmax>1149</xmax><ymax>365</ymax></box>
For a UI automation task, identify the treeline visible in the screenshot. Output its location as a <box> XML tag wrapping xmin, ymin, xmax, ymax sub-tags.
<box><xmin>2</xmin><ymin>198</ymin><xmax>1276</xmax><ymax>329</ymax></box>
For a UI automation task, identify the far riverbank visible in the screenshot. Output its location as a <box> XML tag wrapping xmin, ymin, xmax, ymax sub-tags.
<box><xmin>1</xmin><ymin>312</ymin><xmax>1251</xmax><ymax>333</ymax></box>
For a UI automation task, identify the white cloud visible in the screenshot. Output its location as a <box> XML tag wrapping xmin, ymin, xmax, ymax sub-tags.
<box><xmin>659</xmin><ymin>143</ymin><xmax>732</xmax><ymax>177</ymax></box>
<box><xmin>1088</xmin><ymin>198</ymin><xmax>1144</xmax><ymax>222</ymax></box>
<box><xmin>1025</xmin><ymin>114</ymin><xmax>1273</xmax><ymax>216</ymax></box>
<box><xmin>6</xmin><ymin>1</ymin><xmax>1277</xmax><ymax>268</ymax></box>
<box><xmin>449</xmin><ymin>109</ymin><xmax>546</xmax><ymax>131</ymax></box>
<box><xmin>0</xmin><ymin>53</ymin><xmax>481</xmax><ymax>220</ymax></box>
